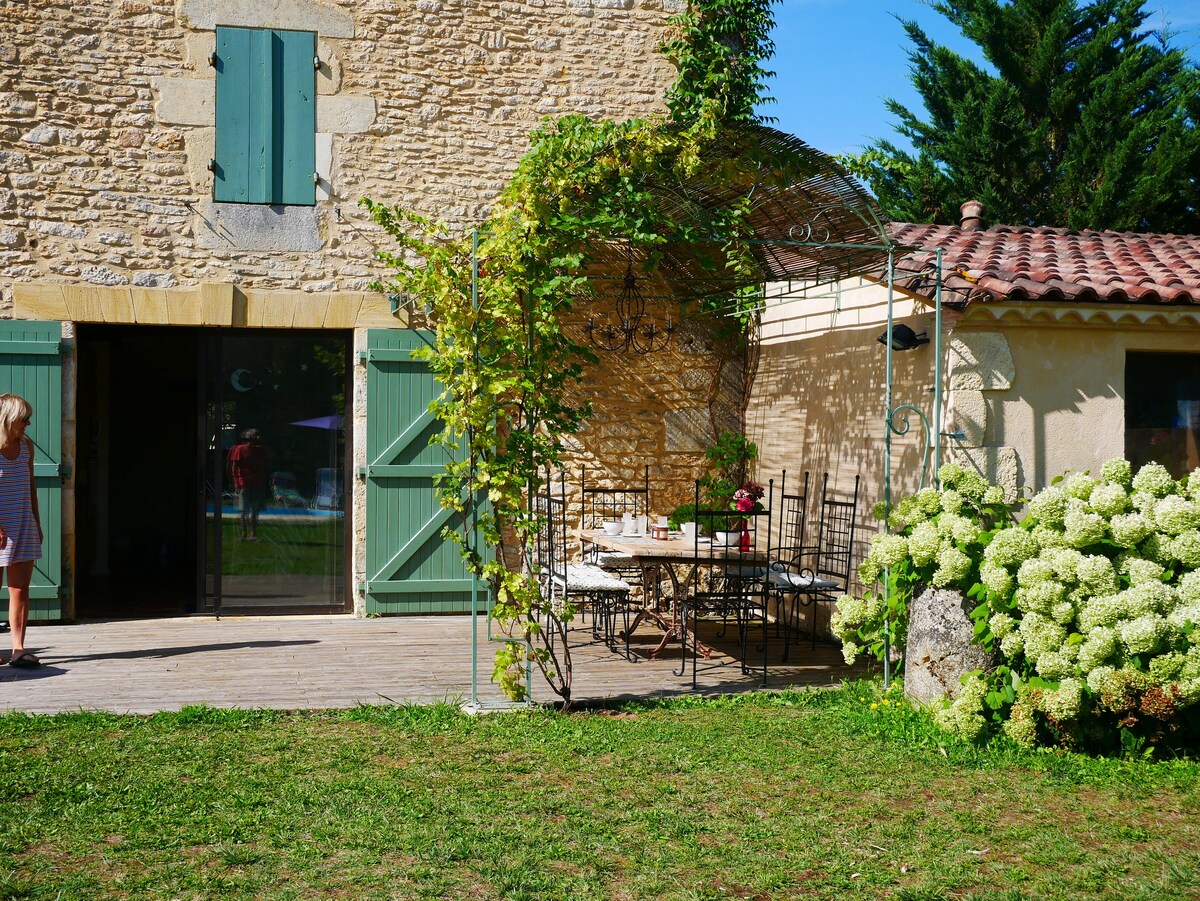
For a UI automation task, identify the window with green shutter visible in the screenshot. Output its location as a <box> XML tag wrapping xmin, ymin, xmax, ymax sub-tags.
<box><xmin>213</xmin><ymin>26</ymin><xmax>316</xmax><ymax>206</ymax></box>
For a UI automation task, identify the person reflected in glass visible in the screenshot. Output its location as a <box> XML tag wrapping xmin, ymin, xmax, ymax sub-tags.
<box><xmin>228</xmin><ymin>428</ymin><xmax>270</xmax><ymax>541</ymax></box>
<box><xmin>0</xmin><ymin>395</ymin><xmax>43</xmax><ymax>668</ymax></box>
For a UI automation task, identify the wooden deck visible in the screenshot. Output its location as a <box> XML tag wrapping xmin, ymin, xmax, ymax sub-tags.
<box><xmin>0</xmin><ymin>613</ymin><xmax>872</xmax><ymax>715</ymax></box>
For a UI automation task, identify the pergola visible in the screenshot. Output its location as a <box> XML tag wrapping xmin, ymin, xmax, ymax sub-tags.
<box><xmin>468</xmin><ymin>123</ymin><xmax>943</xmax><ymax>706</ymax></box>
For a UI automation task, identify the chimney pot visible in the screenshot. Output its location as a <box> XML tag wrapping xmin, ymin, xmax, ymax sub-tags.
<box><xmin>960</xmin><ymin>200</ymin><xmax>986</xmax><ymax>231</ymax></box>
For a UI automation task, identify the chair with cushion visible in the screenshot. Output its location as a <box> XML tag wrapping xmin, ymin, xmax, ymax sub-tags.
<box><xmin>769</xmin><ymin>473</ymin><xmax>860</xmax><ymax>652</ymax></box>
<box><xmin>686</xmin><ymin>480</ymin><xmax>772</xmax><ymax>688</ymax></box>
<box><xmin>534</xmin><ymin>473</ymin><xmax>635</xmax><ymax>652</ymax></box>
<box><xmin>580</xmin><ymin>463</ymin><xmax>650</xmax><ymax>575</ymax></box>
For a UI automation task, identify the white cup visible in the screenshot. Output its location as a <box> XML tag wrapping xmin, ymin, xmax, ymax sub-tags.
<box><xmin>622</xmin><ymin>512</ymin><xmax>634</xmax><ymax>531</ymax></box>
<box><xmin>636</xmin><ymin>515</ymin><xmax>648</xmax><ymax>535</ymax></box>
<box><xmin>681</xmin><ymin>521</ymin><xmax>697</xmax><ymax>540</ymax></box>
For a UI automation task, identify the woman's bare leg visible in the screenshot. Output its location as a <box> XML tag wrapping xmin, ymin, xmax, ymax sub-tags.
<box><xmin>7</xmin><ymin>560</ymin><xmax>36</xmax><ymax>662</ymax></box>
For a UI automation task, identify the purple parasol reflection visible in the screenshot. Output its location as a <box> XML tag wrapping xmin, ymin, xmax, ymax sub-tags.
<box><xmin>290</xmin><ymin>415</ymin><xmax>345</xmax><ymax>430</ymax></box>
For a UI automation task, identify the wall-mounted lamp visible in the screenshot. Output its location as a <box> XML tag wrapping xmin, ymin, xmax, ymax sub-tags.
<box><xmin>877</xmin><ymin>323</ymin><xmax>929</xmax><ymax>351</ymax></box>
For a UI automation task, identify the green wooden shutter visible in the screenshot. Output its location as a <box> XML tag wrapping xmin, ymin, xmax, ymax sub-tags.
<box><xmin>0</xmin><ymin>321</ymin><xmax>62</xmax><ymax>621</ymax></box>
<box><xmin>361</xmin><ymin>330</ymin><xmax>488</xmax><ymax>614</ymax></box>
<box><xmin>214</xmin><ymin>26</ymin><xmax>316</xmax><ymax>206</ymax></box>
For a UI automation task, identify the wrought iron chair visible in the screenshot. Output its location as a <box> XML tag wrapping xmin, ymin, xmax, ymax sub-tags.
<box><xmin>770</xmin><ymin>469</ymin><xmax>813</xmax><ymax>661</ymax></box>
<box><xmin>534</xmin><ymin>473</ymin><xmax>634</xmax><ymax>652</ymax></box>
<box><xmin>769</xmin><ymin>473</ymin><xmax>860</xmax><ymax>651</ymax></box>
<box><xmin>686</xmin><ymin>480</ymin><xmax>772</xmax><ymax>688</ymax></box>
<box><xmin>580</xmin><ymin>463</ymin><xmax>650</xmax><ymax>574</ymax></box>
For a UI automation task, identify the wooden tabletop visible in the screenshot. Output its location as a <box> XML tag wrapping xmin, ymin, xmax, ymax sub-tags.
<box><xmin>583</xmin><ymin>529</ymin><xmax>768</xmax><ymax>564</ymax></box>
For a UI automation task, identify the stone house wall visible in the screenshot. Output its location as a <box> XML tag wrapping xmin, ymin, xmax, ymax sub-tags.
<box><xmin>0</xmin><ymin>0</ymin><xmax>738</xmax><ymax>616</ymax></box>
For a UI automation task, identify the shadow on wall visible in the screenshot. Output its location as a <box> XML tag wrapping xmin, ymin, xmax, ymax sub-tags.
<box><xmin>746</xmin><ymin>320</ymin><xmax>935</xmax><ymax>592</ymax></box>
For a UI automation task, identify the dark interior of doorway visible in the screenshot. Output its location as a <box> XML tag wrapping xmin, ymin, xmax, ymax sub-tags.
<box><xmin>76</xmin><ymin>325</ymin><xmax>200</xmax><ymax>617</ymax></box>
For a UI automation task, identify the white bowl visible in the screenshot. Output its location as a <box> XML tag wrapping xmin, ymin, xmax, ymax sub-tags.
<box><xmin>601</xmin><ymin>521</ymin><xmax>624</xmax><ymax>536</ymax></box>
<box><xmin>713</xmin><ymin>530</ymin><xmax>742</xmax><ymax>546</ymax></box>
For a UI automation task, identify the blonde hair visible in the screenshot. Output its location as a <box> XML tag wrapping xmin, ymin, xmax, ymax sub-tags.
<box><xmin>0</xmin><ymin>394</ymin><xmax>32</xmax><ymax>447</ymax></box>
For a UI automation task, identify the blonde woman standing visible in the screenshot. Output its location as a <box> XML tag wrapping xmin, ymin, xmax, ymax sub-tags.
<box><xmin>0</xmin><ymin>395</ymin><xmax>42</xmax><ymax>667</ymax></box>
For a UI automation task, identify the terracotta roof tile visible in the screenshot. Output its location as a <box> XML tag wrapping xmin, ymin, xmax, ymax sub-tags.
<box><xmin>886</xmin><ymin>222</ymin><xmax>1200</xmax><ymax>306</ymax></box>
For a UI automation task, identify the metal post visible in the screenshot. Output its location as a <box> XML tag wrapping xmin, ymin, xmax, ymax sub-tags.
<box><xmin>470</xmin><ymin>228</ymin><xmax>480</xmax><ymax>710</ymax></box>
<box><xmin>882</xmin><ymin>249</ymin><xmax>895</xmax><ymax>690</ymax></box>
<box><xmin>933</xmin><ymin>249</ymin><xmax>944</xmax><ymax>485</ymax></box>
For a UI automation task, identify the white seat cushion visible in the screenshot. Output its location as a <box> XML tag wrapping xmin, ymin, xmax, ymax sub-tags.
<box><xmin>593</xmin><ymin>550</ymin><xmax>637</xmax><ymax>572</ymax></box>
<box><xmin>769</xmin><ymin>569</ymin><xmax>838</xmax><ymax>591</ymax></box>
<box><xmin>561</xmin><ymin>563</ymin><xmax>632</xmax><ymax>593</ymax></box>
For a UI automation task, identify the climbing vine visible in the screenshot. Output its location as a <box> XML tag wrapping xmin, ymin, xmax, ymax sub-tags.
<box><xmin>363</xmin><ymin>1</ymin><xmax>778</xmax><ymax>705</ymax></box>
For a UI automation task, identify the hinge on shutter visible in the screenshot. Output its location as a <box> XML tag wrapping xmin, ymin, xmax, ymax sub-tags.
<box><xmin>208</xmin><ymin>51</ymin><xmax>217</xmax><ymax>67</ymax></box>
<box><xmin>356</xmin><ymin>466</ymin><xmax>368</xmax><ymax>479</ymax></box>
<box><xmin>356</xmin><ymin>350</ymin><xmax>368</xmax><ymax>365</ymax></box>
<box><xmin>313</xmin><ymin>172</ymin><xmax>320</xmax><ymax>184</ymax></box>
<box><xmin>313</xmin><ymin>55</ymin><xmax>321</xmax><ymax>70</ymax></box>
<box><xmin>207</xmin><ymin>159</ymin><xmax>215</xmax><ymax>172</ymax></box>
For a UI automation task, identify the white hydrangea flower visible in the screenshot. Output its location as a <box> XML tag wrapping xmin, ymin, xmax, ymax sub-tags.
<box><xmin>1140</xmin><ymin>532</ymin><xmax>1171</xmax><ymax>564</ymax></box>
<box><xmin>1041</xmin><ymin>678</ymin><xmax>1084</xmax><ymax>721</ymax></box>
<box><xmin>833</xmin><ymin>594</ymin><xmax>867</xmax><ymax>627</ymax></box>
<box><xmin>1126</xmin><ymin>582</ymin><xmax>1175</xmax><ymax>617</ymax></box>
<box><xmin>1015</xmin><ymin>579</ymin><xmax>1066</xmax><ymax>615</ymax></box>
<box><xmin>1050</xmin><ymin>600</ymin><xmax>1077</xmax><ymax>625</ymax></box>
<box><xmin>1110</xmin><ymin>512</ymin><xmax>1152</xmax><ymax>548</ymax></box>
<box><xmin>937</xmin><ymin>463</ymin><xmax>966</xmax><ymax>485</ymax></box>
<box><xmin>1183</xmin><ymin>468</ymin><xmax>1200</xmax><ymax>501</ymax></box>
<box><xmin>1179</xmin><ymin>570</ymin><xmax>1200</xmax><ymax>603</ymax></box>
<box><xmin>932</xmin><ymin>546</ymin><xmax>972</xmax><ymax>586</ymax></box>
<box><xmin>1118</xmin><ymin>554</ymin><xmax>1165</xmax><ymax>586</ymax></box>
<box><xmin>858</xmin><ymin>556</ymin><xmax>882</xmax><ymax>586</ymax></box>
<box><xmin>1002</xmin><ymin>703</ymin><xmax>1038</xmax><ymax>746</ymax></box>
<box><xmin>870</xmin><ymin>533</ymin><xmax>909</xmax><ymax>569</ymax></box>
<box><xmin>1152</xmin><ymin>496</ymin><xmax>1200</xmax><ymax>536</ymax></box>
<box><xmin>1078</xmin><ymin>627</ymin><xmax>1118</xmax><ymax>672</ymax></box>
<box><xmin>914</xmin><ymin>488</ymin><xmax>943</xmax><ymax>517</ymax></box>
<box><xmin>1000</xmin><ymin>629</ymin><xmax>1025</xmax><ymax>658</ymax></box>
<box><xmin>1167</xmin><ymin>530</ymin><xmax>1200</xmax><ymax>568</ymax></box>
<box><xmin>1064</xmin><ymin>505</ymin><xmax>1107</xmax><ymax>548</ymax></box>
<box><xmin>1177</xmin><ymin>679</ymin><xmax>1200</xmax><ymax>705</ymax></box>
<box><xmin>1031</xmin><ymin>523</ymin><xmax>1069</xmax><ymax>549</ymax></box>
<box><xmin>1029</xmin><ymin>485</ymin><xmax>1069</xmax><ymax>527</ymax></box>
<box><xmin>1119</xmin><ymin>615</ymin><xmax>1167</xmax><ymax>656</ymax></box>
<box><xmin>1149</xmin><ymin>651</ymin><xmax>1187</xmax><ymax>684</ymax></box>
<box><xmin>1166</xmin><ymin>602</ymin><xmax>1200</xmax><ymax>632</ymax></box>
<box><xmin>1035</xmin><ymin>649</ymin><xmax>1075</xmax><ymax>680</ymax></box>
<box><xmin>1132</xmin><ymin>462</ymin><xmax>1176</xmax><ymax>498</ymax></box>
<box><xmin>984</xmin><ymin>528</ymin><xmax>1039</xmax><ymax>569</ymax></box>
<box><xmin>1100</xmin><ymin>459</ymin><xmax>1133</xmax><ymax>488</ymax></box>
<box><xmin>988</xmin><ymin>612</ymin><xmax>1017</xmax><ymax>639</ymax></box>
<box><xmin>1078</xmin><ymin>593</ymin><xmax>1126</xmax><ymax>631</ymax></box>
<box><xmin>906</xmin><ymin>521</ymin><xmax>941</xmax><ymax>566</ymax></box>
<box><xmin>841</xmin><ymin>640</ymin><xmax>859</xmax><ymax>666</ymax></box>
<box><xmin>1076</xmin><ymin>555</ymin><xmax>1119</xmax><ymax>596</ymax></box>
<box><xmin>936</xmin><ymin>512</ymin><xmax>978</xmax><ymax>544</ymax></box>
<box><xmin>955</xmin><ymin>469</ymin><xmax>990</xmax><ymax>501</ymax></box>
<box><xmin>1131</xmin><ymin>490</ymin><xmax>1158</xmax><ymax>514</ymax></box>
<box><xmin>1063</xmin><ymin>472</ymin><xmax>1098</xmax><ymax>501</ymax></box>
<box><xmin>1086</xmin><ymin>665</ymin><xmax>1117</xmax><ymax>694</ymax></box>
<box><xmin>1020</xmin><ymin>613</ymin><xmax>1067</xmax><ymax>662</ymax></box>
<box><xmin>1041</xmin><ymin>547</ymin><xmax>1085</xmax><ymax>585</ymax></box>
<box><xmin>982</xmin><ymin>485</ymin><xmax>1006</xmax><ymax>505</ymax></box>
<box><xmin>1017</xmin><ymin>556</ymin><xmax>1056</xmax><ymax>587</ymax></box>
<box><xmin>934</xmin><ymin>674</ymin><xmax>990</xmax><ymax>741</ymax></box>
<box><xmin>1087</xmin><ymin>482</ymin><xmax>1129</xmax><ymax>518</ymax></box>
<box><xmin>939</xmin><ymin>489</ymin><xmax>965</xmax><ymax>514</ymax></box>
<box><xmin>980</xmin><ymin>561</ymin><xmax>1013</xmax><ymax>596</ymax></box>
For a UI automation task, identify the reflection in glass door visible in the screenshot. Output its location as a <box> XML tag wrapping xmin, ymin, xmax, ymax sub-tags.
<box><xmin>203</xmin><ymin>331</ymin><xmax>348</xmax><ymax>613</ymax></box>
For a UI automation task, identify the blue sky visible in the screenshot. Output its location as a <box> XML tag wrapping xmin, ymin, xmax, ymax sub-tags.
<box><xmin>762</xmin><ymin>0</ymin><xmax>1200</xmax><ymax>157</ymax></box>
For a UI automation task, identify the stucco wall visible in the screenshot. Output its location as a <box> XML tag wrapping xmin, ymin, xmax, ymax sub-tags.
<box><xmin>747</xmin><ymin>277</ymin><xmax>937</xmax><ymax>597</ymax></box>
<box><xmin>959</xmin><ymin>304</ymin><xmax>1200</xmax><ymax>491</ymax></box>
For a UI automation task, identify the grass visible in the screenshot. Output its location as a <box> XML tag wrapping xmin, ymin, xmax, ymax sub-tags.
<box><xmin>1</xmin><ymin>682</ymin><xmax>1198</xmax><ymax>900</ymax></box>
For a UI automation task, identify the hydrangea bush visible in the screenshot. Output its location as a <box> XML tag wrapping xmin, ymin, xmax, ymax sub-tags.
<box><xmin>832</xmin><ymin>460</ymin><xmax>1200</xmax><ymax>754</ymax></box>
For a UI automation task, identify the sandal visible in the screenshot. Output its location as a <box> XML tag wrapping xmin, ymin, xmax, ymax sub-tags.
<box><xmin>8</xmin><ymin>651</ymin><xmax>40</xmax><ymax>668</ymax></box>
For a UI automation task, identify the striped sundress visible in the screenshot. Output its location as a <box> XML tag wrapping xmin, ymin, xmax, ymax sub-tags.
<box><xmin>0</xmin><ymin>439</ymin><xmax>41</xmax><ymax>566</ymax></box>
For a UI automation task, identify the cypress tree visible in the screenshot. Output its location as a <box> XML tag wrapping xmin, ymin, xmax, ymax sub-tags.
<box><xmin>855</xmin><ymin>0</ymin><xmax>1200</xmax><ymax>232</ymax></box>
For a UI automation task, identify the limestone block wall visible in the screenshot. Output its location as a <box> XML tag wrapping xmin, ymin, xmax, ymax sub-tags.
<box><xmin>0</xmin><ymin>0</ymin><xmax>731</xmax><ymax>615</ymax></box>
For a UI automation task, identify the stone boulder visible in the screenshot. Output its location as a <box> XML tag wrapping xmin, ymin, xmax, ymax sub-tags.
<box><xmin>904</xmin><ymin>587</ymin><xmax>999</xmax><ymax>705</ymax></box>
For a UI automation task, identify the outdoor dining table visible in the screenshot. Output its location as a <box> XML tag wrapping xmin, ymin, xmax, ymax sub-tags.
<box><xmin>582</xmin><ymin>529</ymin><xmax>770</xmax><ymax>664</ymax></box>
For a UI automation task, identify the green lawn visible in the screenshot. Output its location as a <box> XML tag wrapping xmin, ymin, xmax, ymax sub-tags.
<box><xmin>1</xmin><ymin>683</ymin><xmax>1198</xmax><ymax>900</ymax></box>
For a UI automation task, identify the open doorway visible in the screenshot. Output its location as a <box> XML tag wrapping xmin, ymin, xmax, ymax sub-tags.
<box><xmin>75</xmin><ymin>325</ymin><xmax>351</xmax><ymax>618</ymax></box>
